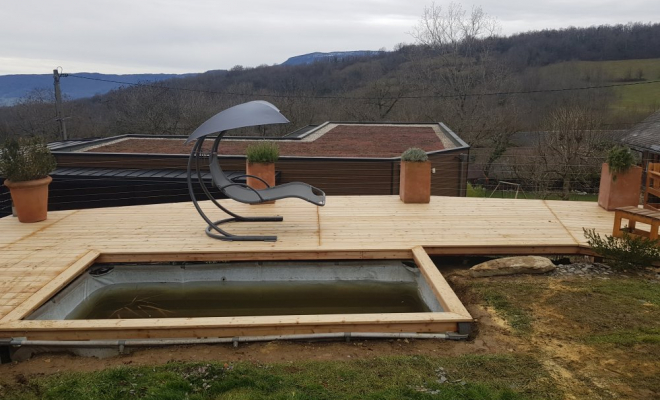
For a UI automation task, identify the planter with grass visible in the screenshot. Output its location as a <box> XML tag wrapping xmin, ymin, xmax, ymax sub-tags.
<box><xmin>399</xmin><ymin>147</ymin><xmax>431</xmax><ymax>204</ymax></box>
<box><xmin>245</xmin><ymin>141</ymin><xmax>279</xmax><ymax>204</ymax></box>
<box><xmin>0</xmin><ymin>137</ymin><xmax>57</xmax><ymax>222</ymax></box>
<box><xmin>598</xmin><ymin>146</ymin><xmax>642</xmax><ymax>211</ymax></box>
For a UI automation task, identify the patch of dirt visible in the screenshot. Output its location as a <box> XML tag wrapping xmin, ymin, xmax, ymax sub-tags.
<box><xmin>510</xmin><ymin>276</ymin><xmax>657</xmax><ymax>399</ymax></box>
<box><xmin>449</xmin><ymin>272</ymin><xmax>660</xmax><ymax>399</ymax></box>
<box><xmin>0</xmin><ymin>333</ymin><xmax>508</xmax><ymax>385</ymax></box>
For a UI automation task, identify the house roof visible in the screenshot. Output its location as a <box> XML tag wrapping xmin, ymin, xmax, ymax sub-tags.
<box><xmin>621</xmin><ymin>111</ymin><xmax>660</xmax><ymax>153</ymax></box>
<box><xmin>282</xmin><ymin>125</ymin><xmax>320</xmax><ymax>138</ymax></box>
<box><xmin>67</xmin><ymin>122</ymin><xmax>466</xmax><ymax>159</ymax></box>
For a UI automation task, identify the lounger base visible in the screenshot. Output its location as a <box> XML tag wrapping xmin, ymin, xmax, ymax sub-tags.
<box><xmin>205</xmin><ymin>216</ymin><xmax>283</xmax><ymax>242</ymax></box>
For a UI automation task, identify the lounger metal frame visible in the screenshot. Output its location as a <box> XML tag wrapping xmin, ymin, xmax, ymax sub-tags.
<box><xmin>187</xmin><ymin>132</ymin><xmax>285</xmax><ymax>241</ymax></box>
<box><xmin>185</xmin><ymin>100</ymin><xmax>325</xmax><ymax>242</ymax></box>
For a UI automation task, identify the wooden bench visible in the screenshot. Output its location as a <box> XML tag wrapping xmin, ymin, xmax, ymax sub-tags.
<box><xmin>613</xmin><ymin>206</ymin><xmax>660</xmax><ymax>240</ymax></box>
<box><xmin>644</xmin><ymin>162</ymin><xmax>660</xmax><ymax>211</ymax></box>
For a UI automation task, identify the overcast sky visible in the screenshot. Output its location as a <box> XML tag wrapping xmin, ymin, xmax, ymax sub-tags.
<box><xmin>2</xmin><ymin>0</ymin><xmax>659</xmax><ymax>75</ymax></box>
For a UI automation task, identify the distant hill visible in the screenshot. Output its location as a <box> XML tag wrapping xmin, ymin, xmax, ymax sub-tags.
<box><xmin>0</xmin><ymin>51</ymin><xmax>387</xmax><ymax>105</ymax></box>
<box><xmin>281</xmin><ymin>51</ymin><xmax>384</xmax><ymax>66</ymax></box>
<box><xmin>0</xmin><ymin>73</ymin><xmax>195</xmax><ymax>106</ymax></box>
<box><xmin>0</xmin><ymin>51</ymin><xmax>385</xmax><ymax>105</ymax></box>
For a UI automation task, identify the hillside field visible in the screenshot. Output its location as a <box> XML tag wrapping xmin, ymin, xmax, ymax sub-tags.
<box><xmin>542</xmin><ymin>58</ymin><xmax>660</xmax><ymax>112</ymax></box>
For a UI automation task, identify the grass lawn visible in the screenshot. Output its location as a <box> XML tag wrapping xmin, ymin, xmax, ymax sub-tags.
<box><xmin>2</xmin><ymin>355</ymin><xmax>558</xmax><ymax>400</ymax></box>
<box><xmin>1</xmin><ymin>271</ymin><xmax>658</xmax><ymax>399</ymax></box>
<box><xmin>466</xmin><ymin>183</ymin><xmax>598</xmax><ymax>202</ymax></box>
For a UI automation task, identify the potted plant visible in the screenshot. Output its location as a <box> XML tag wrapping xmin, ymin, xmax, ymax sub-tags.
<box><xmin>598</xmin><ymin>145</ymin><xmax>642</xmax><ymax>211</ymax></box>
<box><xmin>245</xmin><ymin>141</ymin><xmax>279</xmax><ymax>204</ymax></box>
<box><xmin>0</xmin><ymin>137</ymin><xmax>57</xmax><ymax>222</ymax></box>
<box><xmin>399</xmin><ymin>147</ymin><xmax>431</xmax><ymax>204</ymax></box>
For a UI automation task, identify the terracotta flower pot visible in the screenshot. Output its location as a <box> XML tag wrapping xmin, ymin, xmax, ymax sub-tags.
<box><xmin>246</xmin><ymin>161</ymin><xmax>275</xmax><ymax>204</ymax></box>
<box><xmin>597</xmin><ymin>163</ymin><xmax>642</xmax><ymax>211</ymax></box>
<box><xmin>4</xmin><ymin>176</ymin><xmax>52</xmax><ymax>222</ymax></box>
<box><xmin>400</xmin><ymin>161</ymin><xmax>431</xmax><ymax>204</ymax></box>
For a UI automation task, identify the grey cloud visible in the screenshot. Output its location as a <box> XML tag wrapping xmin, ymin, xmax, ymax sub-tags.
<box><xmin>2</xmin><ymin>0</ymin><xmax>659</xmax><ymax>74</ymax></box>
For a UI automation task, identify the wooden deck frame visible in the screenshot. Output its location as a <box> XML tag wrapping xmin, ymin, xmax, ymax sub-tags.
<box><xmin>0</xmin><ymin>251</ymin><xmax>100</xmax><ymax>323</ymax></box>
<box><xmin>644</xmin><ymin>162</ymin><xmax>660</xmax><ymax>211</ymax></box>
<box><xmin>0</xmin><ymin>195</ymin><xmax>616</xmax><ymax>342</ymax></box>
<box><xmin>0</xmin><ymin>248</ymin><xmax>472</xmax><ymax>341</ymax></box>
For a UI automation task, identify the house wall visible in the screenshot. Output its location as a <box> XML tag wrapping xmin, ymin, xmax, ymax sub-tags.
<box><xmin>52</xmin><ymin>147</ymin><xmax>469</xmax><ymax>198</ymax></box>
<box><xmin>0</xmin><ymin>125</ymin><xmax>471</xmax><ymax>217</ymax></box>
<box><xmin>0</xmin><ymin>149</ymin><xmax>470</xmax><ymax>218</ymax></box>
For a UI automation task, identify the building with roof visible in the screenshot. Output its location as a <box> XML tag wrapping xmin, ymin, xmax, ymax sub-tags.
<box><xmin>0</xmin><ymin>122</ymin><xmax>469</xmax><ymax>216</ymax></box>
<box><xmin>621</xmin><ymin>110</ymin><xmax>660</xmax><ymax>166</ymax></box>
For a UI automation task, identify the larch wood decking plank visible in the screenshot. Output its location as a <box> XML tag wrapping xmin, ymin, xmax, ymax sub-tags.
<box><xmin>0</xmin><ymin>195</ymin><xmax>614</xmax><ymax>337</ymax></box>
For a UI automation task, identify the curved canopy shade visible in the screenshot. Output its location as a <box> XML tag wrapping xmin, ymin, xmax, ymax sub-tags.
<box><xmin>185</xmin><ymin>100</ymin><xmax>290</xmax><ymax>144</ymax></box>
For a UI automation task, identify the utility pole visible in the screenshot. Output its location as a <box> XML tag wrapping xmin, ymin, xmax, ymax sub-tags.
<box><xmin>53</xmin><ymin>69</ymin><xmax>68</xmax><ymax>140</ymax></box>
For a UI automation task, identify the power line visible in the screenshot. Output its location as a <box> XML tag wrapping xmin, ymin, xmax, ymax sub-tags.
<box><xmin>65</xmin><ymin>73</ymin><xmax>660</xmax><ymax>101</ymax></box>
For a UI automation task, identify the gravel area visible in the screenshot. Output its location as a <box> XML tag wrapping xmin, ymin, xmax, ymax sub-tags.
<box><xmin>551</xmin><ymin>262</ymin><xmax>614</xmax><ymax>277</ymax></box>
<box><xmin>551</xmin><ymin>262</ymin><xmax>660</xmax><ymax>280</ymax></box>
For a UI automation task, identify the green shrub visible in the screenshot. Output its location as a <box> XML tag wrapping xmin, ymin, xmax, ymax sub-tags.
<box><xmin>401</xmin><ymin>147</ymin><xmax>428</xmax><ymax>162</ymax></box>
<box><xmin>0</xmin><ymin>136</ymin><xmax>56</xmax><ymax>182</ymax></box>
<box><xmin>583</xmin><ymin>228</ymin><xmax>660</xmax><ymax>269</ymax></box>
<box><xmin>467</xmin><ymin>183</ymin><xmax>487</xmax><ymax>197</ymax></box>
<box><xmin>246</xmin><ymin>141</ymin><xmax>279</xmax><ymax>163</ymax></box>
<box><xmin>606</xmin><ymin>146</ymin><xmax>636</xmax><ymax>181</ymax></box>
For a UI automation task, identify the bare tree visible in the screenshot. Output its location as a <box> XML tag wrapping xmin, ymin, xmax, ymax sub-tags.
<box><xmin>529</xmin><ymin>105</ymin><xmax>605</xmax><ymax>200</ymax></box>
<box><xmin>409</xmin><ymin>2</ymin><xmax>511</xmax><ymax>128</ymax></box>
<box><xmin>4</xmin><ymin>88</ymin><xmax>60</xmax><ymax>139</ymax></box>
<box><xmin>410</xmin><ymin>2</ymin><xmax>499</xmax><ymax>54</ymax></box>
<box><xmin>270</xmin><ymin>76</ymin><xmax>320</xmax><ymax>134</ymax></box>
<box><xmin>409</xmin><ymin>2</ymin><xmax>519</xmax><ymax>181</ymax></box>
<box><xmin>107</xmin><ymin>84</ymin><xmax>211</xmax><ymax>136</ymax></box>
<box><xmin>341</xmin><ymin>67</ymin><xmax>412</xmax><ymax>122</ymax></box>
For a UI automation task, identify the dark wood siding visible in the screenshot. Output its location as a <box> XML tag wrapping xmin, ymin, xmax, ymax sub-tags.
<box><xmin>217</xmin><ymin>158</ymin><xmax>396</xmax><ymax>196</ymax></box>
<box><xmin>54</xmin><ymin>153</ymin><xmax>191</xmax><ymax>170</ymax></box>
<box><xmin>429</xmin><ymin>149</ymin><xmax>468</xmax><ymax>197</ymax></box>
<box><xmin>54</xmin><ymin>148</ymin><xmax>469</xmax><ymax>198</ymax></box>
<box><xmin>4</xmin><ymin>149</ymin><xmax>473</xmax><ymax>217</ymax></box>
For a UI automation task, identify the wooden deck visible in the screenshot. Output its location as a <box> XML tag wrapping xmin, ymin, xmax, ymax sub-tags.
<box><xmin>0</xmin><ymin>195</ymin><xmax>615</xmax><ymax>340</ymax></box>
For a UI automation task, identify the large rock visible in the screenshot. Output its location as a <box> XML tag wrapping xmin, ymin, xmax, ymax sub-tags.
<box><xmin>469</xmin><ymin>256</ymin><xmax>556</xmax><ymax>277</ymax></box>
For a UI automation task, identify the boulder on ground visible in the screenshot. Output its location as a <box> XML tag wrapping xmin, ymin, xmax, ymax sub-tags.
<box><xmin>469</xmin><ymin>256</ymin><xmax>556</xmax><ymax>277</ymax></box>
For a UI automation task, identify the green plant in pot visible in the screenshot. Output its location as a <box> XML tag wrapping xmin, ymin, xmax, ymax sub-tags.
<box><xmin>598</xmin><ymin>145</ymin><xmax>642</xmax><ymax>211</ymax></box>
<box><xmin>0</xmin><ymin>137</ymin><xmax>57</xmax><ymax>222</ymax></box>
<box><xmin>246</xmin><ymin>141</ymin><xmax>279</xmax><ymax>164</ymax></box>
<box><xmin>245</xmin><ymin>141</ymin><xmax>279</xmax><ymax>204</ymax></box>
<box><xmin>606</xmin><ymin>145</ymin><xmax>636</xmax><ymax>182</ymax></box>
<box><xmin>400</xmin><ymin>147</ymin><xmax>431</xmax><ymax>204</ymax></box>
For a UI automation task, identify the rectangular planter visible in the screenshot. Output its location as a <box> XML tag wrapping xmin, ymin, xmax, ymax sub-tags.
<box><xmin>399</xmin><ymin>161</ymin><xmax>431</xmax><ymax>204</ymax></box>
<box><xmin>597</xmin><ymin>163</ymin><xmax>642</xmax><ymax>211</ymax></box>
<box><xmin>246</xmin><ymin>161</ymin><xmax>276</xmax><ymax>204</ymax></box>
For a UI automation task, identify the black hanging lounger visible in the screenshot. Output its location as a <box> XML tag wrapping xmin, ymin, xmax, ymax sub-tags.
<box><xmin>186</xmin><ymin>100</ymin><xmax>326</xmax><ymax>242</ymax></box>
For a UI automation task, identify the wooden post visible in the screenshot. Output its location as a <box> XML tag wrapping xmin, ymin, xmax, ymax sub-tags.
<box><xmin>53</xmin><ymin>69</ymin><xmax>68</xmax><ymax>141</ymax></box>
